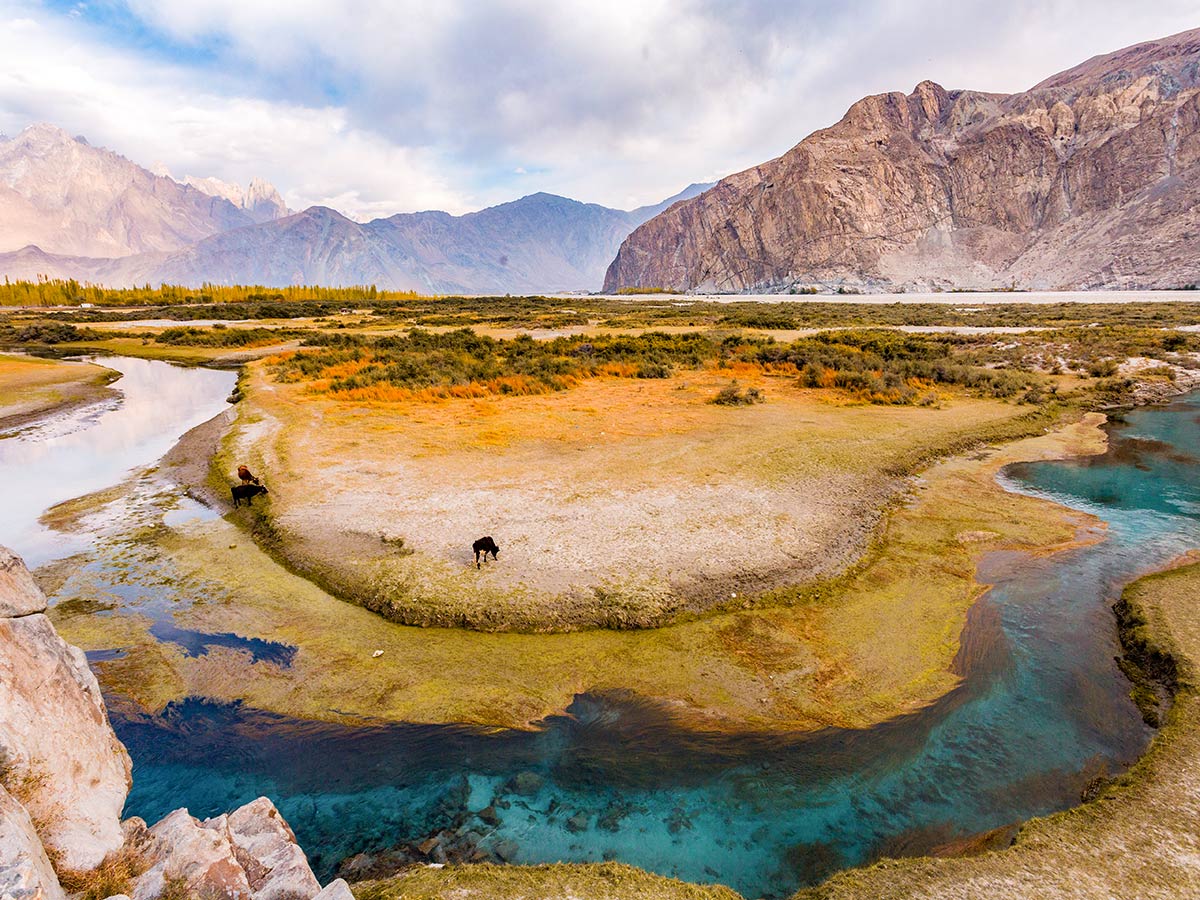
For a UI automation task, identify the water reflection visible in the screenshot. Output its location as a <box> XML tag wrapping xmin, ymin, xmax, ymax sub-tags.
<box><xmin>0</xmin><ymin>357</ymin><xmax>235</xmax><ymax>566</ymax></box>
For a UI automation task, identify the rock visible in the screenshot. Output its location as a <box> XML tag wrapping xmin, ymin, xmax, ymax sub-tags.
<box><xmin>121</xmin><ymin>817</ymin><xmax>151</xmax><ymax>849</ymax></box>
<box><xmin>565</xmin><ymin>811</ymin><xmax>590</xmax><ymax>834</ymax></box>
<box><xmin>476</xmin><ymin>805</ymin><xmax>501</xmax><ymax>827</ymax></box>
<box><xmin>131</xmin><ymin>808</ymin><xmax>254</xmax><ymax>900</ymax></box>
<box><xmin>492</xmin><ymin>839</ymin><xmax>519</xmax><ymax>863</ymax></box>
<box><xmin>605</xmin><ymin>29</ymin><xmax>1200</xmax><ymax>293</ymax></box>
<box><xmin>506</xmin><ymin>772</ymin><xmax>545</xmax><ymax>796</ymax></box>
<box><xmin>220</xmin><ymin>797</ymin><xmax>320</xmax><ymax>900</ymax></box>
<box><xmin>0</xmin><ymin>783</ymin><xmax>66</xmax><ymax>900</ymax></box>
<box><xmin>0</xmin><ymin>596</ymin><xmax>131</xmax><ymax>869</ymax></box>
<box><xmin>131</xmin><ymin>799</ymin><xmax>321</xmax><ymax>900</ymax></box>
<box><xmin>415</xmin><ymin>836</ymin><xmax>439</xmax><ymax>857</ymax></box>
<box><xmin>312</xmin><ymin>880</ymin><xmax>354</xmax><ymax>900</ymax></box>
<box><xmin>0</xmin><ymin>549</ymin><xmax>45</xmax><ymax>617</ymax></box>
<box><xmin>335</xmin><ymin>849</ymin><xmax>410</xmax><ymax>882</ymax></box>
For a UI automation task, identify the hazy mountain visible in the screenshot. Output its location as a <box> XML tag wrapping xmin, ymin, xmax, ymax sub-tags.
<box><xmin>0</xmin><ymin>177</ymin><xmax>713</xmax><ymax>293</ymax></box>
<box><xmin>182</xmin><ymin>175</ymin><xmax>290</xmax><ymax>223</ymax></box>
<box><xmin>0</xmin><ymin>124</ymin><xmax>259</xmax><ymax>258</ymax></box>
<box><xmin>605</xmin><ymin>28</ymin><xmax>1200</xmax><ymax>293</ymax></box>
<box><xmin>153</xmin><ymin>184</ymin><xmax>714</xmax><ymax>293</ymax></box>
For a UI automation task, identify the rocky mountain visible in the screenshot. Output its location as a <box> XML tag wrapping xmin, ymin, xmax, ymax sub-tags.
<box><xmin>0</xmin><ymin>124</ymin><xmax>265</xmax><ymax>258</ymax></box>
<box><xmin>155</xmin><ymin>184</ymin><xmax>712</xmax><ymax>293</ymax></box>
<box><xmin>0</xmin><ymin>178</ymin><xmax>712</xmax><ymax>293</ymax></box>
<box><xmin>605</xmin><ymin>28</ymin><xmax>1200</xmax><ymax>293</ymax></box>
<box><xmin>183</xmin><ymin>174</ymin><xmax>290</xmax><ymax>222</ymax></box>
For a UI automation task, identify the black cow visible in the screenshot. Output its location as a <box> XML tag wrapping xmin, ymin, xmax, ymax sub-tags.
<box><xmin>232</xmin><ymin>483</ymin><xmax>269</xmax><ymax>507</ymax></box>
<box><xmin>472</xmin><ymin>536</ymin><xmax>499</xmax><ymax>569</ymax></box>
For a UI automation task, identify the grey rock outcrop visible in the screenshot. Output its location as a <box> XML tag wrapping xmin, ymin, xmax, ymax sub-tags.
<box><xmin>128</xmin><ymin>799</ymin><xmax>322</xmax><ymax>900</ymax></box>
<box><xmin>0</xmin><ymin>783</ymin><xmax>65</xmax><ymax>900</ymax></box>
<box><xmin>312</xmin><ymin>880</ymin><xmax>354</xmax><ymax>900</ymax></box>
<box><xmin>0</xmin><ymin>549</ymin><xmax>131</xmax><ymax>870</ymax></box>
<box><xmin>0</xmin><ymin>548</ymin><xmax>45</xmax><ymax>617</ymax></box>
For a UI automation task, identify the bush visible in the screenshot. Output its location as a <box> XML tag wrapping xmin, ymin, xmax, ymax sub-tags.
<box><xmin>1087</xmin><ymin>358</ymin><xmax>1120</xmax><ymax>377</ymax></box>
<box><xmin>711</xmin><ymin>380</ymin><xmax>765</xmax><ymax>406</ymax></box>
<box><xmin>272</xmin><ymin>327</ymin><xmax>1049</xmax><ymax>406</ymax></box>
<box><xmin>11</xmin><ymin>322</ymin><xmax>103</xmax><ymax>343</ymax></box>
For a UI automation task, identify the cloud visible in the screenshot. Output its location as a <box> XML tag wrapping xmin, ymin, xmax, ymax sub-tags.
<box><xmin>2</xmin><ymin>0</ymin><xmax>1198</xmax><ymax>216</ymax></box>
<box><xmin>0</xmin><ymin>2</ymin><xmax>478</xmax><ymax>217</ymax></box>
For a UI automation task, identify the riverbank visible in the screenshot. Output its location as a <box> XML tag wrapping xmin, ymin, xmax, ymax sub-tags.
<box><xmin>789</xmin><ymin>555</ymin><xmax>1200</xmax><ymax>899</ymax></box>
<box><xmin>0</xmin><ymin>352</ymin><xmax>117</xmax><ymax>432</ymax></box>
<box><xmin>53</xmin><ymin>391</ymin><xmax>1104</xmax><ymax>733</ymax></box>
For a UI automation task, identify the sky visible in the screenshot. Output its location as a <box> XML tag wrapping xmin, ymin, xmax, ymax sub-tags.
<box><xmin>0</xmin><ymin>1</ymin><xmax>1196</xmax><ymax>220</ymax></box>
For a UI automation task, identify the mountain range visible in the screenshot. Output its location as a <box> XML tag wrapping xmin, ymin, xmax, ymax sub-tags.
<box><xmin>0</xmin><ymin>123</ymin><xmax>709</xmax><ymax>294</ymax></box>
<box><xmin>605</xmin><ymin>27</ymin><xmax>1200</xmax><ymax>293</ymax></box>
<box><xmin>3</xmin><ymin>28</ymin><xmax>1199</xmax><ymax>295</ymax></box>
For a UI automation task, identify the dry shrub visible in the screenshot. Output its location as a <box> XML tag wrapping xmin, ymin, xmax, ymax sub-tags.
<box><xmin>56</xmin><ymin>846</ymin><xmax>149</xmax><ymax>900</ymax></box>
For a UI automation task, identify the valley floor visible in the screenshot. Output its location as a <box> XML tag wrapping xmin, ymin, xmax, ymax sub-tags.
<box><xmin>52</xmin><ymin>381</ymin><xmax>1102</xmax><ymax>734</ymax></box>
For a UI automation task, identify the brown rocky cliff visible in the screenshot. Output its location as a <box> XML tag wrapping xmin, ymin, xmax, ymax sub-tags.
<box><xmin>604</xmin><ymin>28</ymin><xmax>1200</xmax><ymax>293</ymax></box>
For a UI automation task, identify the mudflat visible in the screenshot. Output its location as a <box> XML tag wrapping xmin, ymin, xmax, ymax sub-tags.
<box><xmin>0</xmin><ymin>352</ymin><xmax>116</xmax><ymax>430</ymax></box>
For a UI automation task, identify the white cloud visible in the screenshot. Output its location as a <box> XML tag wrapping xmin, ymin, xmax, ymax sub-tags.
<box><xmin>0</xmin><ymin>0</ymin><xmax>1197</xmax><ymax>216</ymax></box>
<box><xmin>0</xmin><ymin>2</ymin><xmax>479</xmax><ymax>217</ymax></box>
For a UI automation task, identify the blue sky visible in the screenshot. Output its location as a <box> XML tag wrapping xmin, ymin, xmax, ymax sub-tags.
<box><xmin>2</xmin><ymin>1</ymin><xmax>1197</xmax><ymax>219</ymax></box>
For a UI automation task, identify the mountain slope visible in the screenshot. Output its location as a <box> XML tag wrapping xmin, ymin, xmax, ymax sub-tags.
<box><xmin>0</xmin><ymin>121</ymin><xmax>710</xmax><ymax>293</ymax></box>
<box><xmin>605</xmin><ymin>28</ymin><xmax>1200</xmax><ymax>292</ymax></box>
<box><xmin>0</xmin><ymin>124</ymin><xmax>258</xmax><ymax>258</ymax></box>
<box><xmin>110</xmin><ymin>183</ymin><xmax>714</xmax><ymax>293</ymax></box>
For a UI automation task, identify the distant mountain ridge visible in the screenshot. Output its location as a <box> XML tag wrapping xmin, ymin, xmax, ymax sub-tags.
<box><xmin>152</xmin><ymin>185</ymin><xmax>713</xmax><ymax>293</ymax></box>
<box><xmin>605</xmin><ymin>28</ymin><xmax>1200</xmax><ymax>292</ymax></box>
<box><xmin>0</xmin><ymin>122</ymin><xmax>712</xmax><ymax>293</ymax></box>
<box><xmin>0</xmin><ymin>123</ymin><xmax>267</xmax><ymax>259</ymax></box>
<box><xmin>180</xmin><ymin>175</ymin><xmax>289</xmax><ymax>223</ymax></box>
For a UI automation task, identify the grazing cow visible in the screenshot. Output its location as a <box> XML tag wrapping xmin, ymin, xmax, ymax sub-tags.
<box><xmin>472</xmin><ymin>536</ymin><xmax>499</xmax><ymax>569</ymax></box>
<box><xmin>232</xmin><ymin>483</ymin><xmax>269</xmax><ymax>507</ymax></box>
<box><xmin>237</xmin><ymin>465</ymin><xmax>261</xmax><ymax>485</ymax></box>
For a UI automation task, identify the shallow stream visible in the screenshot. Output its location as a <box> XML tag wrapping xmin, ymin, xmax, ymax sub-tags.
<box><xmin>8</xmin><ymin>359</ymin><xmax>1200</xmax><ymax>898</ymax></box>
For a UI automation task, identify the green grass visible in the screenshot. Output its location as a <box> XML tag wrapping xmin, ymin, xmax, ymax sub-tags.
<box><xmin>353</xmin><ymin>861</ymin><xmax>742</xmax><ymax>900</ymax></box>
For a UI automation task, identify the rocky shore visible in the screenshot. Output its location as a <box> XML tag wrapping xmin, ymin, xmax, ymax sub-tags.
<box><xmin>0</xmin><ymin>545</ymin><xmax>351</xmax><ymax>900</ymax></box>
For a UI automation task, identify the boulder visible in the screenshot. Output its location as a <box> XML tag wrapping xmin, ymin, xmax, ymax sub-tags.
<box><xmin>506</xmin><ymin>771</ymin><xmax>545</xmax><ymax>796</ymax></box>
<box><xmin>0</xmin><ymin>783</ymin><xmax>66</xmax><ymax>900</ymax></box>
<box><xmin>131</xmin><ymin>800</ymin><xmax>322</xmax><ymax>900</ymax></box>
<box><xmin>220</xmin><ymin>798</ymin><xmax>320</xmax><ymax>900</ymax></box>
<box><xmin>0</xmin><ymin>548</ymin><xmax>45</xmax><ymax>617</ymax></box>
<box><xmin>131</xmin><ymin>808</ymin><xmax>254</xmax><ymax>900</ymax></box>
<box><xmin>312</xmin><ymin>880</ymin><xmax>354</xmax><ymax>900</ymax></box>
<box><xmin>0</xmin><ymin>607</ymin><xmax>131</xmax><ymax>869</ymax></box>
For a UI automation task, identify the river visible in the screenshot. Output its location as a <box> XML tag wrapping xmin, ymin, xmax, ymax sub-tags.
<box><xmin>7</xmin><ymin>357</ymin><xmax>1198</xmax><ymax>898</ymax></box>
